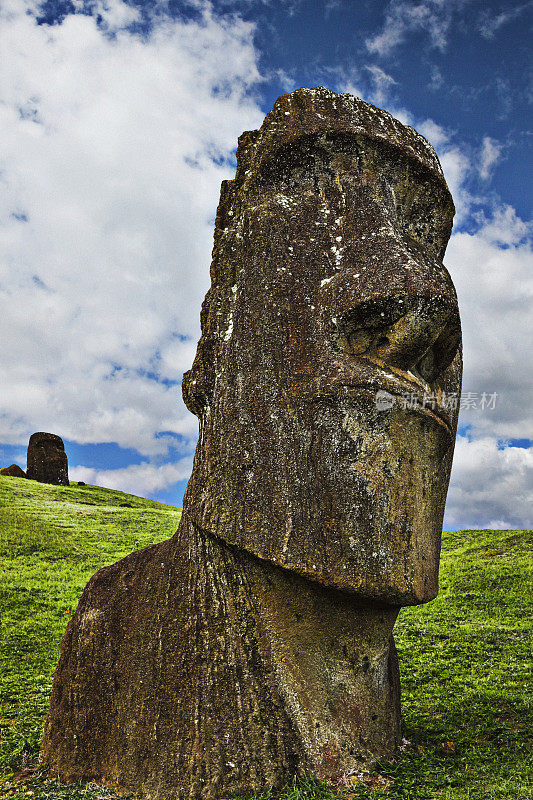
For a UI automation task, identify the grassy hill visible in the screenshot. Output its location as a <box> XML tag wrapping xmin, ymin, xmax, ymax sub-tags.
<box><xmin>0</xmin><ymin>475</ymin><xmax>531</xmax><ymax>800</ymax></box>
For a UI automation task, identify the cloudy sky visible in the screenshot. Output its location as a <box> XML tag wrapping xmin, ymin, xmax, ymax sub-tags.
<box><xmin>0</xmin><ymin>0</ymin><xmax>531</xmax><ymax>529</ymax></box>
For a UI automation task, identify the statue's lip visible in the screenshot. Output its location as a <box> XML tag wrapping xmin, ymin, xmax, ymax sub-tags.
<box><xmin>344</xmin><ymin>383</ymin><xmax>455</xmax><ymax>438</ymax></box>
<box><xmin>324</xmin><ymin>355</ymin><xmax>459</xmax><ymax>435</ymax></box>
<box><xmin>311</xmin><ymin>365</ymin><xmax>457</xmax><ymax>438</ymax></box>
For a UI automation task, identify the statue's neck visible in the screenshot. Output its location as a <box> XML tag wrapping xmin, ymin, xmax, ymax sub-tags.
<box><xmin>174</xmin><ymin>513</ymin><xmax>401</xmax><ymax>780</ymax></box>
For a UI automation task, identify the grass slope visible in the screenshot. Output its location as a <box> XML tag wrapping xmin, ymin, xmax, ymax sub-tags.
<box><xmin>0</xmin><ymin>475</ymin><xmax>531</xmax><ymax>800</ymax></box>
<box><xmin>0</xmin><ymin>476</ymin><xmax>181</xmax><ymax>796</ymax></box>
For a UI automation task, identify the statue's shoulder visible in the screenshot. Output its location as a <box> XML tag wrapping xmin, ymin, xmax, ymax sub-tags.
<box><xmin>71</xmin><ymin>533</ymin><xmax>187</xmax><ymax>628</ymax></box>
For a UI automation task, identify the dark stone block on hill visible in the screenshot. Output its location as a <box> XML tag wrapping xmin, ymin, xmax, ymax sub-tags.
<box><xmin>1</xmin><ymin>464</ymin><xmax>26</xmax><ymax>478</ymax></box>
<box><xmin>26</xmin><ymin>432</ymin><xmax>69</xmax><ymax>486</ymax></box>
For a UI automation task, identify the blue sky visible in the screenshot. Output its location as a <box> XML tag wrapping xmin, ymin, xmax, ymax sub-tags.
<box><xmin>0</xmin><ymin>0</ymin><xmax>531</xmax><ymax>529</ymax></box>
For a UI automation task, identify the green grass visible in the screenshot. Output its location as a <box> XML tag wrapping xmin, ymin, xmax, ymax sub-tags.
<box><xmin>0</xmin><ymin>475</ymin><xmax>531</xmax><ymax>800</ymax></box>
<box><xmin>0</xmin><ymin>475</ymin><xmax>181</xmax><ymax>797</ymax></box>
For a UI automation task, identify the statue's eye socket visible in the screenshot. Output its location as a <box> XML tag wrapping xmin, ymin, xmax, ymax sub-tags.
<box><xmin>332</xmin><ymin>301</ymin><xmax>460</xmax><ymax>384</ymax></box>
<box><xmin>341</xmin><ymin>327</ymin><xmax>391</xmax><ymax>356</ymax></box>
<box><xmin>348</xmin><ymin>328</ymin><xmax>379</xmax><ymax>354</ymax></box>
<box><xmin>332</xmin><ymin>301</ymin><xmax>404</xmax><ymax>356</ymax></box>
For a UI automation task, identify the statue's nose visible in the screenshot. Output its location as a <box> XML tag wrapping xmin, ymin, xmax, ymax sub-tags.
<box><xmin>331</xmin><ymin>291</ymin><xmax>461</xmax><ymax>384</ymax></box>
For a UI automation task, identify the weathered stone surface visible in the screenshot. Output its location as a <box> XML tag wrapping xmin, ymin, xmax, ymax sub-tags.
<box><xmin>41</xmin><ymin>88</ymin><xmax>462</xmax><ymax>799</ymax></box>
<box><xmin>0</xmin><ymin>464</ymin><xmax>26</xmax><ymax>478</ymax></box>
<box><xmin>26</xmin><ymin>432</ymin><xmax>69</xmax><ymax>486</ymax></box>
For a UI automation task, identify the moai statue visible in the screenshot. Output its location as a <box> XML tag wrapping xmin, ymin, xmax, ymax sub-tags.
<box><xmin>27</xmin><ymin>432</ymin><xmax>69</xmax><ymax>485</ymax></box>
<box><xmin>0</xmin><ymin>464</ymin><xmax>26</xmax><ymax>477</ymax></box>
<box><xmin>41</xmin><ymin>88</ymin><xmax>462</xmax><ymax>799</ymax></box>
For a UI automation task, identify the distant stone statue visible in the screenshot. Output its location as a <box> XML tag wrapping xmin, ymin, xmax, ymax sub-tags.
<box><xmin>1</xmin><ymin>464</ymin><xmax>26</xmax><ymax>478</ymax></box>
<box><xmin>41</xmin><ymin>88</ymin><xmax>462</xmax><ymax>798</ymax></box>
<box><xmin>26</xmin><ymin>432</ymin><xmax>69</xmax><ymax>486</ymax></box>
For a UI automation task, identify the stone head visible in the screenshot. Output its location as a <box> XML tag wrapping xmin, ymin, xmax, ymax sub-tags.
<box><xmin>27</xmin><ymin>431</ymin><xmax>69</xmax><ymax>486</ymax></box>
<box><xmin>183</xmin><ymin>88</ymin><xmax>462</xmax><ymax>605</ymax></box>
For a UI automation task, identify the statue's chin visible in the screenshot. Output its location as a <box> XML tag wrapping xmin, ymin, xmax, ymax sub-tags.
<box><xmin>291</xmin><ymin>516</ymin><xmax>443</xmax><ymax>606</ymax></box>
<box><xmin>266</xmin><ymin>515</ymin><xmax>443</xmax><ymax>607</ymax></box>
<box><xmin>264</xmin><ymin>401</ymin><xmax>452</xmax><ymax>605</ymax></box>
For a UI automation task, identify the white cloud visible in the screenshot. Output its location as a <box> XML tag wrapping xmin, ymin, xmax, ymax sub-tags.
<box><xmin>337</xmin><ymin>80</ymin><xmax>366</xmax><ymax>102</ymax></box>
<box><xmin>444</xmin><ymin>436</ymin><xmax>533</xmax><ymax>529</ymax></box>
<box><xmin>439</xmin><ymin>146</ymin><xmax>474</xmax><ymax>223</ymax></box>
<box><xmin>364</xmin><ymin>65</ymin><xmax>397</xmax><ymax>105</ymax></box>
<box><xmin>417</xmin><ymin>118</ymin><xmax>449</xmax><ymax>147</ymax></box>
<box><xmin>274</xmin><ymin>68</ymin><xmax>298</xmax><ymax>92</ymax></box>
<box><xmin>474</xmin><ymin>204</ymin><xmax>530</xmax><ymax>246</ymax></box>
<box><xmin>445</xmin><ymin>207</ymin><xmax>533</xmax><ymax>443</ymax></box>
<box><xmin>479</xmin><ymin>2</ymin><xmax>533</xmax><ymax>39</ymax></box>
<box><xmin>428</xmin><ymin>64</ymin><xmax>443</xmax><ymax>90</ymax></box>
<box><xmin>91</xmin><ymin>0</ymin><xmax>142</xmax><ymax>28</ymax></box>
<box><xmin>70</xmin><ymin>457</ymin><xmax>193</xmax><ymax>497</ymax></box>
<box><xmin>478</xmin><ymin>136</ymin><xmax>502</xmax><ymax>180</ymax></box>
<box><xmin>366</xmin><ymin>0</ymin><xmax>459</xmax><ymax>56</ymax></box>
<box><xmin>0</xmin><ymin>0</ymin><xmax>263</xmax><ymax>460</ymax></box>
<box><xmin>325</xmin><ymin>0</ymin><xmax>342</xmax><ymax>16</ymax></box>
<box><xmin>331</xmin><ymin>69</ymin><xmax>397</xmax><ymax>114</ymax></box>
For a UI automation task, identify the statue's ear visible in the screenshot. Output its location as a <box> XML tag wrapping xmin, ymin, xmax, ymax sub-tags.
<box><xmin>182</xmin><ymin>155</ymin><xmax>252</xmax><ymax>419</ymax></box>
<box><xmin>182</xmin><ymin>339</ymin><xmax>215</xmax><ymax>418</ymax></box>
<box><xmin>182</xmin><ymin>367</ymin><xmax>203</xmax><ymax>418</ymax></box>
<box><xmin>182</xmin><ymin>283</ymin><xmax>221</xmax><ymax>418</ymax></box>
